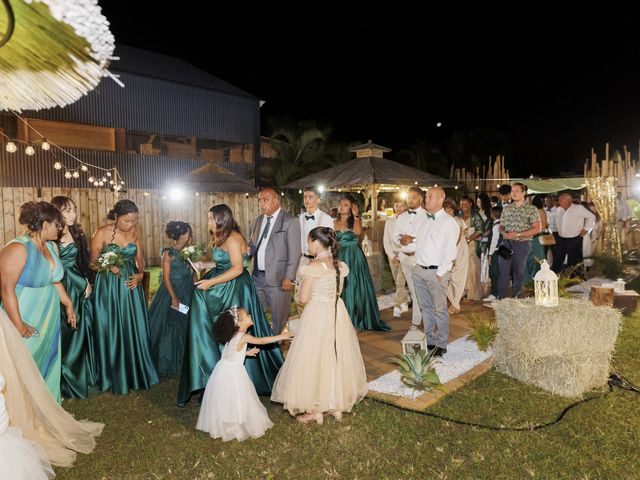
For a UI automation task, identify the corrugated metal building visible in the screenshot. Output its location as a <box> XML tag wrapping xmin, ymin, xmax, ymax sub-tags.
<box><xmin>0</xmin><ymin>45</ymin><xmax>260</xmax><ymax>189</ymax></box>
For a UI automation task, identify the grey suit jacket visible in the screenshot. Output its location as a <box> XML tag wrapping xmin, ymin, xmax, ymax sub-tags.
<box><xmin>250</xmin><ymin>209</ymin><xmax>302</xmax><ymax>287</ymax></box>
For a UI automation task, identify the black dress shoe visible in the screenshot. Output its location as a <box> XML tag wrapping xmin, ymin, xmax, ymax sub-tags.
<box><xmin>427</xmin><ymin>344</ymin><xmax>436</xmax><ymax>352</ymax></box>
<box><xmin>433</xmin><ymin>347</ymin><xmax>447</xmax><ymax>358</ymax></box>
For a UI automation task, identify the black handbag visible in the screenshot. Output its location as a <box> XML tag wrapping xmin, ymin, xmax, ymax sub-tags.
<box><xmin>496</xmin><ymin>240</ymin><xmax>513</xmax><ymax>260</ymax></box>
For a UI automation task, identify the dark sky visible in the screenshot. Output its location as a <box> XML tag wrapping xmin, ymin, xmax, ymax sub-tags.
<box><xmin>99</xmin><ymin>3</ymin><xmax>640</xmax><ymax>176</ymax></box>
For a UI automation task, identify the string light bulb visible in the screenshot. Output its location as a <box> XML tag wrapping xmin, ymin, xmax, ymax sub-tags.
<box><xmin>106</xmin><ymin>172</ymin><xmax>111</xmax><ymax>177</ymax></box>
<box><xmin>88</xmin><ymin>176</ymin><xmax>95</xmax><ymax>183</ymax></box>
<box><xmin>25</xmin><ymin>144</ymin><xmax>35</xmax><ymax>156</ymax></box>
<box><xmin>81</xmin><ymin>164</ymin><xmax>88</xmax><ymax>172</ymax></box>
<box><xmin>72</xmin><ymin>171</ymin><xmax>80</xmax><ymax>179</ymax></box>
<box><xmin>101</xmin><ymin>177</ymin><xmax>107</xmax><ymax>182</ymax></box>
<box><xmin>53</xmin><ymin>161</ymin><xmax>63</xmax><ymax>170</ymax></box>
<box><xmin>41</xmin><ymin>139</ymin><xmax>50</xmax><ymax>151</ymax></box>
<box><xmin>109</xmin><ymin>180</ymin><xmax>114</xmax><ymax>185</ymax></box>
<box><xmin>64</xmin><ymin>171</ymin><xmax>72</xmax><ymax>179</ymax></box>
<box><xmin>5</xmin><ymin>141</ymin><xmax>17</xmax><ymax>153</ymax></box>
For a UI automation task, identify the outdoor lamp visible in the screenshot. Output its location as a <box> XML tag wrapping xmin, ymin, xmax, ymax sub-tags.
<box><xmin>534</xmin><ymin>260</ymin><xmax>558</xmax><ymax>307</ymax></box>
<box><xmin>401</xmin><ymin>326</ymin><xmax>427</xmax><ymax>355</ymax></box>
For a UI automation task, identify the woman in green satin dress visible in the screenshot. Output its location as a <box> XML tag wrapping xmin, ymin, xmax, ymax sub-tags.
<box><xmin>177</xmin><ymin>204</ymin><xmax>284</xmax><ymax>406</ymax></box>
<box><xmin>0</xmin><ymin>201</ymin><xmax>77</xmax><ymax>403</ymax></box>
<box><xmin>51</xmin><ymin>196</ymin><xmax>97</xmax><ymax>399</ymax></box>
<box><xmin>525</xmin><ymin>196</ymin><xmax>549</xmax><ymax>284</ymax></box>
<box><xmin>148</xmin><ymin>221</ymin><xmax>196</xmax><ymax>377</ymax></box>
<box><xmin>90</xmin><ymin>199</ymin><xmax>158</xmax><ymax>395</ymax></box>
<box><xmin>334</xmin><ymin>196</ymin><xmax>389</xmax><ymax>332</ymax></box>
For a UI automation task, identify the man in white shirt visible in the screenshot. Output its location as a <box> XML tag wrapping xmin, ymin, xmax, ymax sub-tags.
<box><xmin>250</xmin><ymin>187</ymin><xmax>301</xmax><ymax>334</ymax></box>
<box><xmin>412</xmin><ymin>187</ymin><xmax>459</xmax><ymax>356</ymax></box>
<box><xmin>552</xmin><ymin>192</ymin><xmax>596</xmax><ymax>274</ymax></box>
<box><xmin>383</xmin><ymin>199</ymin><xmax>409</xmax><ymax>317</ymax></box>
<box><xmin>294</xmin><ymin>187</ymin><xmax>334</xmax><ymax>308</ymax></box>
<box><xmin>394</xmin><ymin>187</ymin><xmax>428</xmax><ymax>327</ymax></box>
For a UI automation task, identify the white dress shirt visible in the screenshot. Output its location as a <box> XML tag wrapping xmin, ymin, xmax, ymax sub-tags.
<box><xmin>488</xmin><ymin>220</ymin><xmax>501</xmax><ymax>255</ymax></box>
<box><xmin>383</xmin><ymin>216</ymin><xmax>402</xmax><ymax>259</ymax></box>
<box><xmin>299</xmin><ymin>209</ymin><xmax>334</xmax><ymax>255</ymax></box>
<box><xmin>414</xmin><ymin>209</ymin><xmax>460</xmax><ymax>277</ymax></box>
<box><xmin>257</xmin><ymin>207</ymin><xmax>281</xmax><ymax>270</ymax></box>
<box><xmin>393</xmin><ymin>207</ymin><xmax>428</xmax><ymax>254</ymax></box>
<box><xmin>557</xmin><ymin>204</ymin><xmax>595</xmax><ymax>238</ymax></box>
<box><xmin>545</xmin><ymin>206</ymin><xmax>558</xmax><ymax>233</ymax></box>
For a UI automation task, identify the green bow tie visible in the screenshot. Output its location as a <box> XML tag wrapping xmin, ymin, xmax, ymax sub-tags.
<box><xmin>426</xmin><ymin>213</ymin><xmax>436</xmax><ymax>220</ymax></box>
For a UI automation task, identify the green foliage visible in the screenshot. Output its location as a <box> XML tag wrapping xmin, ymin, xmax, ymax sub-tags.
<box><xmin>587</xmin><ymin>255</ymin><xmax>625</xmax><ymax>280</ymax></box>
<box><xmin>466</xmin><ymin>313</ymin><xmax>498</xmax><ymax>352</ymax></box>
<box><xmin>557</xmin><ymin>263</ymin><xmax>584</xmax><ymax>298</ymax></box>
<box><xmin>390</xmin><ymin>349</ymin><xmax>440</xmax><ymax>391</ymax></box>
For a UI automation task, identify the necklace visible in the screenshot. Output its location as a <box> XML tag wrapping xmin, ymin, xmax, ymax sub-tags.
<box><xmin>315</xmin><ymin>251</ymin><xmax>332</xmax><ymax>260</ymax></box>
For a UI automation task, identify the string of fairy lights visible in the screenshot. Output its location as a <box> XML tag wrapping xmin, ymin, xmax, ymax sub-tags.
<box><xmin>1</xmin><ymin>111</ymin><xmax>125</xmax><ymax>191</ymax></box>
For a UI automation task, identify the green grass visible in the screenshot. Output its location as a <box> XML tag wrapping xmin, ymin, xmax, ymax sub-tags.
<box><xmin>55</xmin><ymin>310</ymin><xmax>640</xmax><ymax>479</ymax></box>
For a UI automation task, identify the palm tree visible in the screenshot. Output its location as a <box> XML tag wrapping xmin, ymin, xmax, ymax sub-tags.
<box><xmin>396</xmin><ymin>139</ymin><xmax>450</xmax><ymax>177</ymax></box>
<box><xmin>447</xmin><ymin>128</ymin><xmax>509</xmax><ymax>170</ymax></box>
<box><xmin>261</xmin><ymin>118</ymin><xmax>332</xmax><ymax>188</ymax></box>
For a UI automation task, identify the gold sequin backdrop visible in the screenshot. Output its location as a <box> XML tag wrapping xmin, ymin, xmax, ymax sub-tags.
<box><xmin>585</xmin><ymin>176</ymin><xmax>622</xmax><ymax>261</ymax></box>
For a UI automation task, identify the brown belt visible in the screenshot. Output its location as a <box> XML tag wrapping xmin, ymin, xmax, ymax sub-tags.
<box><xmin>403</xmin><ymin>252</ymin><xmax>415</xmax><ymax>256</ymax></box>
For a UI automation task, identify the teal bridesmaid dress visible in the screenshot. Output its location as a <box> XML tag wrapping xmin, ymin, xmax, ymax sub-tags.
<box><xmin>148</xmin><ymin>247</ymin><xmax>195</xmax><ymax>377</ymax></box>
<box><xmin>60</xmin><ymin>243</ymin><xmax>97</xmax><ymax>399</ymax></box>
<box><xmin>1</xmin><ymin>235</ymin><xmax>64</xmax><ymax>402</ymax></box>
<box><xmin>524</xmin><ymin>235</ymin><xmax>546</xmax><ymax>284</ymax></box>
<box><xmin>177</xmin><ymin>247</ymin><xmax>284</xmax><ymax>405</ymax></box>
<box><xmin>92</xmin><ymin>243</ymin><xmax>159</xmax><ymax>395</ymax></box>
<box><xmin>336</xmin><ymin>230</ymin><xmax>390</xmax><ymax>332</ymax></box>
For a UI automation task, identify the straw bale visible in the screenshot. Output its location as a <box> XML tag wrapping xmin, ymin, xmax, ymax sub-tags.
<box><xmin>492</xmin><ymin>298</ymin><xmax>621</xmax><ymax>397</ymax></box>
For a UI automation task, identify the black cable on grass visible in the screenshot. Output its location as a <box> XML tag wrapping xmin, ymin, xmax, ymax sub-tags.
<box><xmin>370</xmin><ymin>373</ymin><xmax>639</xmax><ymax>432</ymax></box>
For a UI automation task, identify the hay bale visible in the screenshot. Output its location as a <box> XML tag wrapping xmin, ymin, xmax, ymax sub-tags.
<box><xmin>493</xmin><ymin>298</ymin><xmax>621</xmax><ymax>397</ymax></box>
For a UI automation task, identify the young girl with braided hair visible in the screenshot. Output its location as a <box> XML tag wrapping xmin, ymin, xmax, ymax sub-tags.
<box><xmin>271</xmin><ymin>226</ymin><xmax>368</xmax><ymax>424</ymax></box>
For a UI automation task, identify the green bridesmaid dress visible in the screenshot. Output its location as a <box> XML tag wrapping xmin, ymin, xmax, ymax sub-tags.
<box><xmin>336</xmin><ymin>230</ymin><xmax>390</xmax><ymax>332</ymax></box>
<box><xmin>177</xmin><ymin>247</ymin><xmax>284</xmax><ymax>406</ymax></box>
<box><xmin>92</xmin><ymin>243</ymin><xmax>159</xmax><ymax>395</ymax></box>
<box><xmin>2</xmin><ymin>235</ymin><xmax>64</xmax><ymax>402</ymax></box>
<box><xmin>148</xmin><ymin>247</ymin><xmax>195</xmax><ymax>377</ymax></box>
<box><xmin>59</xmin><ymin>243</ymin><xmax>97</xmax><ymax>399</ymax></box>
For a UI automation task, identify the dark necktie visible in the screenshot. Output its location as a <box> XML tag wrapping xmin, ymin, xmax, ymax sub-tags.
<box><xmin>426</xmin><ymin>213</ymin><xmax>435</xmax><ymax>220</ymax></box>
<box><xmin>408</xmin><ymin>210</ymin><xmax>417</xmax><ymax>215</ymax></box>
<box><xmin>305</xmin><ymin>215</ymin><xmax>315</xmax><ymax>221</ymax></box>
<box><xmin>253</xmin><ymin>216</ymin><xmax>272</xmax><ymax>257</ymax></box>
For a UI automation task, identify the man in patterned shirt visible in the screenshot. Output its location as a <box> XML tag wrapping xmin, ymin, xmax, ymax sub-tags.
<box><xmin>498</xmin><ymin>183</ymin><xmax>541</xmax><ymax>298</ymax></box>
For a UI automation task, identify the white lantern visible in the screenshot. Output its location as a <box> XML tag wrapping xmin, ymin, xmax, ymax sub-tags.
<box><xmin>534</xmin><ymin>260</ymin><xmax>558</xmax><ymax>307</ymax></box>
<box><xmin>401</xmin><ymin>326</ymin><xmax>427</xmax><ymax>355</ymax></box>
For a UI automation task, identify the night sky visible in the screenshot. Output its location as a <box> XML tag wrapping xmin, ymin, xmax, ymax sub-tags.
<box><xmin>99</xmin><ymin>4</ymin><xmax>640</xmax><ymax>177</ymax></box>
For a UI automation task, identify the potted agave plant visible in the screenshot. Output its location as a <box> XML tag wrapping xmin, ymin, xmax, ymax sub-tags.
<box><xmin>390</xmin><ymin>349</ymin><xmax>441</xmax><ymax>392</ymax></box>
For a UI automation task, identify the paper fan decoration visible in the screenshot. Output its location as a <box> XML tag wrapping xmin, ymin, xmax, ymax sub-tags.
<box><xmin>0</xmin><ymin>0</ymin><xmax>119</xmax><ymax>111</ymax></box>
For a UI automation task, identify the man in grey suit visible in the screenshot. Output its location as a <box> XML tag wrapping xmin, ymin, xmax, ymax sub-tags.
<box><xmin>250</xmin><ymin>187</ymin><xmax>301</xmax><ymax>334</ymax></box>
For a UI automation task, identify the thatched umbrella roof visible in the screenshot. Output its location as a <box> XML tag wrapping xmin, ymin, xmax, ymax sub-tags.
<box><xmin>181</xmin><ymin>162</ymin><xmax>257</xmax><ymax>193</ymax></box>
<box><xmin>285</xmin><ymin>156</ymin><xmax>451</xmax><ymax>190</ymax></box>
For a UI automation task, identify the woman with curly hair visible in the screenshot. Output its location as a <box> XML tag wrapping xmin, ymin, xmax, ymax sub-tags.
<box><xmin>0</xmin><ymin>201</ymin><xmax>76</xmax><ymax>402</ymax></box>
<box><xmin>148</xmin><ymin>221</ymin><xmax>196</xmax><ymax>377</ymax></box>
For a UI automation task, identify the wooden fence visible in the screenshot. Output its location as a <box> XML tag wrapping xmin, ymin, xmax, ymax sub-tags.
<box><xmin>0</xmin><ymin>187</ymin><xmax>263</xmax><ymax>266</ymax></box>
<box><xmin>451</xmin><ymin>155</ymin><xmax>510</xmax><ymax>196</ymax></box>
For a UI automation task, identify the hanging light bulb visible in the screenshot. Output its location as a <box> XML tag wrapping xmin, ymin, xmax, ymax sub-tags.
<box><xmin>101</xmin><ymin>177</ymin><xmax>107</xmax><ymax>182</ymax></box>
<box><xmin>41</xmin><ymin>139</ymin><xmax>50</xmax><ymax>151</ymax></box>
<box><xmin>64</xmin><ymin>171</ymin><xmax>72</xmax><ymax>179</ymax></box>
<box><xmin>99</xmin><ymin>181</ymin><xmax>105</xmax><ymax>187</ymax></box>
<box><xmin>25</xmin><ymin>144</ymin><xmax>35</xmax><ymax>156</ymax></box>
<box><xmin>109</xmin><ymin>180</ymin><xmax>114</xmax><ymax>185</ymax></box>
<box><xmin>72</xmin><ymin>171</ymin><xmax>80</xmax><ymax>179</ymax></box>
<box><xmin>298</xmin><ymin>189</ymin><xmax>302</xmax><ymax>194</ymax></box>
<box><xmin>81</xmin><ymin>164</ymin><xmax>88</xmax><ymax>172</ymax></box>
<box><xmin>106</xmin><ymin>171</ymin><xmax>112</xmax><ymax>177</ymax></box>
<box><xmin>5</xmin><ymin>141</ymin><xmax>17</xmax><ymax>153</ymax></box>
<box><xmin>53</xmin><ymin>161</ymin><xmax>63</xmax><ymax>170</ymax></box>
<box><xmin>120</xmin><ymin>180</ymin><xmax>125</xmax><ymax>185</ymax></box>
<box><xmin>88</xmin><ymin>176</ymin><xmax>95</xmax><ymax>183</ymax></box>
<box><xmin>93</xmin><ymin>180</ymin><xmax>100</xmax><ymax>186</ymax></box>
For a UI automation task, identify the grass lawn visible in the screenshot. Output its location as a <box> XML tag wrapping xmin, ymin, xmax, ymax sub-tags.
<box><xmin>55</xmin><ymin>300</ymin><xmax>640</xmax><ymax>479</ymax></box>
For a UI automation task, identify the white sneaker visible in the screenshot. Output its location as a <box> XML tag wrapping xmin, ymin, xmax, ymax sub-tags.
<box><xmin>400</xmin><ymin>303</ymin><xmax>409</xmax><ymax>313</ymax></box>
<box><xmin>393</xmin><ymin>307</ymin><xmax>402</xmax><ymax>317</ymax></box>
<box><xmin>482</xmin><ymin>294</ymin><xmax>496</xmax><ymax>302</ymax></box>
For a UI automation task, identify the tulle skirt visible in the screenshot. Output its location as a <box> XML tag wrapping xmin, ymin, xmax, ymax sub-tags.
<box><xmin>196</xmin><ymin>360</ymin><xmax>273</xmax><ymax>442</ymax></box>
<box><xmin>0</xmin><ymin>427</ymin><xmax>55</xmax><ymax>479</ymax></box>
